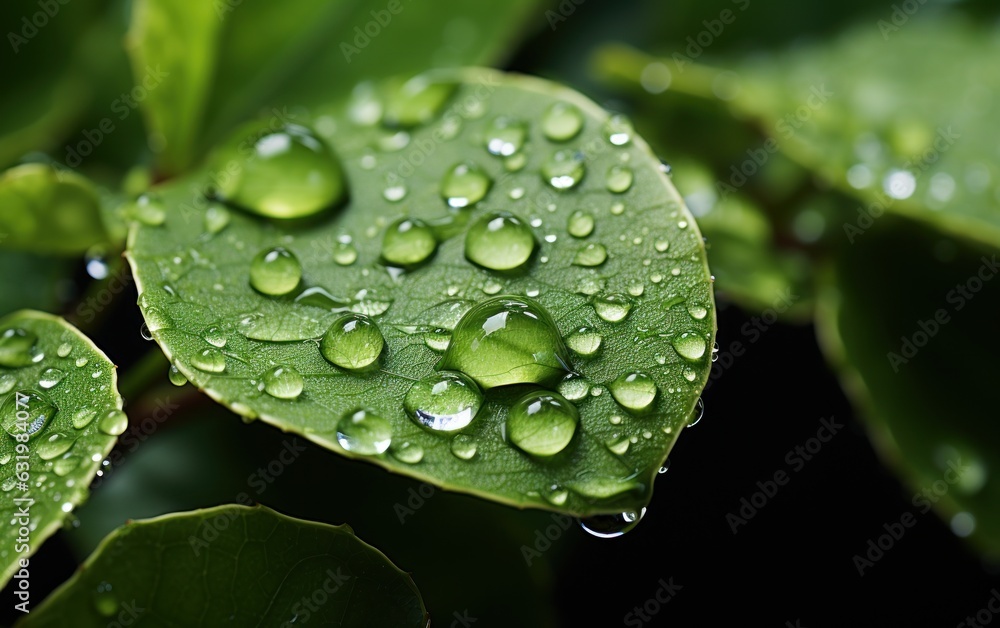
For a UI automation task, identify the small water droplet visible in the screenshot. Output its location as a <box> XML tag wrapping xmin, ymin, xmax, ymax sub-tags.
<box><xmin>507</xmin><ymin>391</ymin><xmax>578</xmax><ymax>456</ymax></box>
<box><xmin>53</xmin><ymin>456</ymin><xmax>82</xmax><ymax>476</ymax></box>
<box><xmin>333</xmin><ymin>241</ymin><xmax>358</xmax><ymax>266</ymax></box>
<box><xmin>263</xmin><ymin>366</ymin><xmax>304</xmax><ymax>400</ymax></box>
<box><xmin>579</xmin><ymin>508</ymin><xmax>646</xmax><ymax>538</ymax></box>
<box><xmin>557</xmin><ymin>376</ymin><xmax>590</xmax><ymax>401</ymax></box>
<box><xmin>464</xmin><ymin>212</ymin><xmax>536</xmax><ymax>271</ymax></box>
<box><xmin>39</xmin><ymin>368</ymin><xmax>66</xmax><ymax>390</ymax></box>
<box><xmin>604</xmin><ymin>114</ymin><xmax>633</xmax><ymax>146</ymax></box>
<box><xmin>404</xmin><ymin>371</ymin><xmax>483</xmax><ymax>432</ymax></box>
<box><xmin>191</xmin><ymin>348</ymin><xmax>226</xmax><ymax>373</ymax></box>
<box><xmin>672</xmin><ymin>332</ymin><xmax>707</xmax><ymax>361</ymax></box>
<box><xmin>391</xmin><ymin>441</ymin><xmax>424</xmax><ymax>464</ymax></box>
<box><xmin>687</xmin><ymin>305</ymin><xmax>708</xmax><ymax>320</ymax></box>
<box><xmin>382</xmin><ymin>218</ymin><xmax>437</xmax><ymax>266</ymax></box>
<box><xmin>72</xmin><ymin>408</ymin><xmax>97</xmax><ymax>429</ymax></box>
<box><xmin>442</xmin><ymin>161</ymin><xmax>491</xmax><ymax>208</ymax></box>
<box><xmin>75</xmin><ymin>357</ymin><xmax>89</xmax><ymax>368</ymax></box>
<box><xmin>485</xmin><ymin>117</ymin><xmax>527</xmax><ymax>156</ymax></box>
<box><xmin>250</xmin><ymin>246</ymin><xmax>302</xmax><ymax>296</ymax></box>
<box><xmin>610</xmin><ymin>202</ymin><xmax>625</xmax><ymax>216</ymax></box>
<box><xmin>687</xmin><ymin>397</ymin><xmax>705</xmax><ymax>428</ymax></box>
<box><xmin>0</xmin><ymin>327</ymin><xmax>38</xmax><ymax>368</ymax></box>
<box><xmin>542</xmin><ymin>102</ymin><xmax>583</xmax><ymax>141</ymax></box>
<box><xmin>336</xmin><ymin>408</ymin><xmax>392</xmax><ymax>455</ymax></box>
<box><xmin>204</xmin><ymin>204</ymin><xmax>231</xmax><ymax>234</ymax></box>
<box><xmin>654</xmin><ymin>239</ymin><xmax>669</xmax><ymax>252</ymax></box>
<box><xmin>658</xmin><ymin>460</ymin><xmax>670</xmax><ymax>474</ymax></box>
<box><xmin>606</xmin><ymin>434</ymin><xmax>630</xmax><ymax>455</ymax></box>
<box><xmin>130</xmin><ymin>194</ymin><xmax>166</xmax><ymax>226</ymax></box>
<box><xmin>609</xmin><ymin>372</ymin><xmax>657</xmax><ymax>413</ymax></box>
<box><xmin>382</xmin><ymin>173</ymin><xmax>408</xmax><ymax>202</ymax></box>
<box><xmin>542</xmin><ymin>149</ymin><xmax>585</xmax><ymax>190</ymax></box>
<box><xmin>450</xmin><ymin>433</ymin><xmax>478</xmax><ymax>460</ymax></box>
<box><xmin>56</xmin><ymin>343</ymin><xmax>72</xmax><ymax>358</ymax></box>
<box><xmin>593</xmin><ymin>293</ymin><xmax>632</xmax><ymax>322</ymax></box>
<box><xmin>97</xmin><ymin>410</ymin><xmax>128</xmax><ymax>436</ymax></box>
<box><xmin>572</xmin><ymin>243</ymin><xmax>607</xmax><ymax>267</ymax></box>
<box><xmin>543</xmin><ymin>485</ymin><xmax>569</xmax><ymax>506</ymax></box>
<box><xmin>320</xmin><ymin>313</ymin><xmax>385</xmax><ymax>371</ymax></box>
<box><xmin>683</xmin><ymin>369</ymin><xmax>696</xmax><ymax>382</ymax></box>
<box><xmin>203</xmin><ymin>326</ymin><xmax>228</xmax><ymax>348</ymax></box>
<box><xmin>606</xmin><ymin>165</ymin><xmax>634</xmax><ymax>193</ymax></box>
<box><xmin>383</xmin><ymin>75</ymin><xmax>455</xmax><ymax>127</ymax></box>
<box><xmin>567</xmin><ymin>210</ymin><xmax>595</xmax><ymax>238</ymax></box>
<box><xmin>566</xmin><ymin>328</ymin><xmax>602</xmax><ymax>357</ymax></box>
<box><xmin>0</xmin><ymin>374</ymin><xmax>15</xmax><ymax>395</ymax></box>
<box><xmin>37</xmin><ymin>432</ymin><xmax>74</xmax><ymax>460</ymax></box>
<box><xmin>93</xmin><ymin>582</ymin><xmax>118</xmax><ymax>617</ymax></box>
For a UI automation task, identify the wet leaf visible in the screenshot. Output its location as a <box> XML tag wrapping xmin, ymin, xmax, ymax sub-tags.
<box><xmin>0</xmin><ymin>310</ymin><xmax>125</xmax><ymax>587</ymax></box>
<box><xmin>817</xmin><ymin>217</ymin><xmax>1000</xmax><ymax>558</ymax></box>
<box><xmin>21</xmin><ymin>504</ymin><xmax>427</xmax><ymax>627</ymax></box>
<box><xmin>126</xmin><ymin>69</ymin><xmax>715</xmax><ymax>518</ymax></box>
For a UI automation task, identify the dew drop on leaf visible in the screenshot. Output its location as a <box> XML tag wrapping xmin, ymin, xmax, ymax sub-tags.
<box><xmin>336</xmin><ymin>409</ymin><xmax>392</xmax><ymax>455</ymax></box>
<box><xmin>464</xmin><ymin>212</ymin><xmax>536</xmax><ymax>271</ymax></box>
<box><xmin>507</xmin><ymin>391</ymin><xmax>578</xmax><ymax>456</ymax></box>
<box><xmin>249</xmin><ymin>247</ymin><xmax>302</xmax><ymax>296</ymax></box>
<box><xmin>404</xmin><ymin>372</ymin><xmax>482</xmax><ymax>432</ymax></box>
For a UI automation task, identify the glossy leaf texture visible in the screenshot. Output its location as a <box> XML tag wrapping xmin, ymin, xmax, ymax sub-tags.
<box><xmin>0</xmin><ymin>310</ymin><xmax>126</xmax><ymax>586</ymax></box>
<box><xmin>21</xmin><ymin>505</ymin><xmax>427</xmax><ymax>627</ymax></box>
<box><xmin>817</xmin><ymin>218</ymin><xmax>1000</xmax><ymax>558</ymax></box>
<box><xmin>0</xmin><ymin>164</ymin><xmax>106</xmax><ymax>256</ymax></box>
<box><xmin>126</xmin><ymin>0</ymin><xmax>547</xmax><ymax>173</ymax></box>
<box><xmin>125</xmin><ymin>69</ymin><xmax>716</xmax><ymax>517</ymax></box>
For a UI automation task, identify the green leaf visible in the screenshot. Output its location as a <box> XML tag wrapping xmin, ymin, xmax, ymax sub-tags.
<box><xmin>125</xmin><ymin>69</ymin><xmax>716</xmax><ymax>517</ymax></box>
<box><xmin>126</xmin><ymin>0</ymin><xmax>547</xmax><ymax>173</ymax></box>
<box><xmin>0</xmin><ymin>310</ymin><xmax>126</xmax><ymax>587</ymax></box>
<box><xmin>817</xmin><ymin>217</ymin><xmax>1000</xmax><ymax>557</ymax></box>
<box><xmin>596</xmin><ymin>18</ymin><xmax>1000</xmax><ymax>247</ymax></box>
<box><xmin>22</xmin><ymin>504</ymin><xmax>427</xmax><ymax>627</ymax></box>
<box><xmin>0</xmin><ymin>164</ymin><xmax>106</xmax><ymax>256</ymax></box>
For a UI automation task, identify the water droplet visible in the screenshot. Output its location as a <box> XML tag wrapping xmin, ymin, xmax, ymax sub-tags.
<box><xmin>442</xmin><ymin>162</ymin><xmax>491</xmax><ymax>208</ymax></box>
<box><xmin>85</xmin><ymin>246</ymin><xmax>109</xmax><ymax>279</ymax></box>
<box><xmin>654</xmin><ymin>239</ymin><xmax>669</xmax><ymax>252</ymax></box>
<box><xmin>336</xmin><ymin>409</ymin><xmax>392</xmax><ymax>455</ymax></box>
<box><xmin>464</xmin><ymin>212</ymin><xmax>536</xmax><ymax>271</ymax></box>
<box><xmin>507</xmin><ymin>391</ymin><xmax>578</xmax><ymax>456</ymax></box>
<box><xmin>139</xmin><ymin>323</ymin><xmax>153</xmax><ymax>341</ymax></box>
<box><xmin>485</xmin><ymin>117</ymin><xmax>527</xmax><ymax>156</ymax></box>
<box><xmin>404</xmin><ymin>371</ymin><xmax>483</xmax><ymax>431</ymax></box>
<box><xmin>53</xmin><ymin>456</ymin><xmax>82</xmax><ymax>476</ymax></box>
<box><xmin>382</xmin><ymin>173</ymin><xmax>408</xmax><ymax>202</ymax></box>
<box><xmin>0</xmin><ymin>327</ymin><xmax>38</xmax><ymax>368</ymax></box>
<box><xmin>98</xmin><ymin>410</ymin><xmax>128</xmax><ymax>436</ymax></box>
<box><xmin>687</xmin><ymin>397</ymin><xmax>704</xmax><ymax>428</ymax></box>
<box><xmin>214</xmin><ymin>123</ymin><xmax>345</xmax><ymax>219</ymax></box>
<box><xmin>0</xmin><ymin>374</ymin><xmax>15</xmax><ymax>394</ymax></box>
<box><xmin>382</xmin><ymin>218</ymin><xmax>437</xmax><ymax>266</ymax></box>
<box><xmin>37</xmin><ymin>432</ymin><xmax>74</xmax><ymax>460</ymax></box>
<box><xmin>191</xmin><ymin>348</ymin><xmax>226</xmax><ymax>373</ymax></box>
<box><xmin>72</xmin><ymin>408</ymin><xmax>97</xmax><ymax>429</ymax></box>
<box><xmin>383</xmin><ymin>75</ymin><xmax>455</xmax><ymax>127</ymax></box>
<box><xmin>542</xmin><ymin>102</ymin><xmax>583</xmax><ymax>141</ymax></box>
<box><xmin>204</xmin><ymin>204</ymin><xmax>231</xmax><ymax>234</ymax></box>
<box><xmin>250</xmin><ymin>246</ymin><xmax>302</xmax><ymax>296</ymax></box>
<box><xmin>593</xmin><ymin>293</ymin><xmax>632</xmax><ymax>322</ymax></box>
<box><xmin>391</xmin><ymin>441</ymin><xmax>424</xmax><ymax>464</ymax></box>
<box><xmin>606</xmin><ymin>434</ymin><xmax>630</xmax><ymax>455</ymax></box>
<box><xmin>610</xmin><ymin>372</ymin><xmax>657</xmax><ymax>413</ymax></box>
<box><xmin>687</xmin><ymin>305</ymin><xmax>708</xmax><ymax>320</ymax></box>
<box><xmin>142</xmin><ymin>302</ymin><xmax>172</xmax><ymax>332</ymax></box>
<box><xmin>543</xmin><ymin>485</ymin><xmax>569</xmax><ymax>506</ymax></box>
<box><xmin>606</xmin><ymin>165</ymin><xmax>634</xmax><ymax>193</ymax></box>
<box><xmin>75</xmin><ymin>357</ymin><xmax>89</xmax><ymax>368</ymax></box>
<box><xmin>263</xmin><ymin>366</ymin><xmax>304</xmax><ymax>400</ymax></box>
<box><xmin>166</xmin><ymin>365</ymin><xmax>188</xmax><ymax>387</ymax></box>
<box><xmin>320</xmin><ymin>314</ymin><xmax>385</xmax><ymax>371</ymax></box>
<box><xmin>438</xmin><ymin>296</ymin><xmax>571</xmax><ymax>389</ymax></box>
<box><xmin>557</xmin><ymin>376</ymin><xmax>590</xmax><ymax>401</ymax></box>
<box><xmin>672</xmin><ymin>332</ymin><xmax>707</xmax><ymax>361</ymax></box>
<box><xmin>38</xmin><ymin>368</ymin><xmax>65</xmax><ymax>389</ymax></box>
<box><xmin>542</xmin><ymin>149</ymin><xmax>585</xmax><ymax>190</ymax></box>
<box><xmin>130</xmin><ymin>194</ymin><xmax>166</xmax><ymax>226</ymax></box>
<box><xmin>56</xmin><ymin>343</ymin><xmax>72</xmax><ymax>358</ymax></box>
<box><xmin>610</xmin><ymin>202</ymin><xmax>625</xmax><ymax>216</ymax></box>
<box><xmin>683</xmin><ymin>369</ymin><xmax>696</xmax><ymax>382</ymax></box>
<box><xmin>333</xmin><ymin>241</ymin><xmax>358</xmax><ymax>266</ymax></box>
<box><xmin>566</xmin><ymin>327</ymin><xmax>602</xmax><ymax>357</ymax></box>
<box><xmin>450</xmin><ymin>434</ymin><xmax>478</xmax><ymax>460</ymax></box>
<box><xmin>567</xmin><ymin>210</ymin><xmax>595</xmax><ymax>238</ymax></box>
<box><xmin>93</xmin><ymin>582</ymin><xmax>118</xmax><ymax>617</ymax></box>
<box><xmin>572</xmin><ymin>243</ymin><xmax>607</xmax><ymax>267</ymax></box>
<box><xmin>504</xmin><ymin>152</ymin><xmax>527</xmax><ymax>172</ymax></box>
<box><xmin>579</xmin><ymin>508</ymin><xmax>646</xmax><ymax>538</ymax></box>
<box><xmin>604</xmin><ymin>114</ymin><xmax>633</xmax><ymax>146</ymax></box>
<box><xmin>203</xmin><ymin>326</ymin><xmax>228</xmax><ymax>348</ymax></box>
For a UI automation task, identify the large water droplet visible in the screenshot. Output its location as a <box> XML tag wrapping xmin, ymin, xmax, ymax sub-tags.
<box><xmin>437</xmin><ymin>296</ymin><xmax>571</xmax><ymax>389</ymax></box>
<box><xmin>404</xmin><ymin>371</ymin><xmax>482</xmax><ymax>431</ymax></box>
<box><xmin>320</xmin><ymin>314</ymin><xmax>385</xmax><ymax>371</ymax></box>
<box><xmin>542</xmin><ymin>102</ymin><xmax>584</xmax><ymax>141</ymax></box>
<box><xmin>507</xmin><ymin>391</ymin><xmax>578</xmax><ymax>456</ymax></box>
<box><xmin>606</xmin><ymin>165</ymin><xmax>634</xmax><ymax>193</ymax></box>
<box><xmin>1</xmin><ymin>390</ymin><xmax>56</xmax><ymax>439</ymax></box>
<box><xmin>567</xmin><ymin>210</ymin><xmax>595</xmax><ymax>238</ymax></box>
<box><xmin>250</xmin><ymin>246</ymin><xmax>302</xmax><ymax>296</ymax></box>
<box><xmin>542</xmin><ymin>149</ymin><xmax>585</xmax><ymax>190</ymax></box>
<box><xmin>0</xmin><ymin>328</ymin><xmax>38</xmax><ymax>368</ymax></box>
<box><xmin>572</xmin><ymin>243</ymin><xmax>608</xmax><ymax>267</ymax></box>
<box><xmin>579</xmin><ymin>508</ymin><xmax>646</xmax><ymax>538</ymax></box>
<box><xmin>37</xmin><ymin>432</ymin><xmax>74</xmax><ymax>460</ymax></box>
<box><xmin>464</xmin><ymin>212</ymin><xmax>536</xmax><ymax>271</ymax></box>
<box><xmin>442</xmin><ymin>162</ymin><xmax>491</xmax><ymax>208</ymax></box>
<box><xmin>382</xmin><ymin>218</ymin><xmax>437</xmax><ymax>266</ymax></box>
<box><xmin>98</xmin><ymin>410</ymin><xmax>128</xmax><ymax>436</ymax></box>
<box><xmin>336</xmin><ymin>409</ymin><xmax>392</xmax><ymax>455</ymax></box>
<box><xmin>672</xmin><ymin>332</ymin><xmax>707</xmax><ymax>361</ymax></box>
<box><xmin>214</xmin><ymin>122</ymin><xmax>345</xmax><ymax>219</ymax></box>
<box><xmin>485</xmin><ymin>117</ymin><xmax>527</xmax><ymax>156</ymax></box>
<box><xmin>263</xmin><ymin>366</ymin><xmax>304</xmax><ymax>400</ymax></box>
<box><xmin>609</xmin><ymin>372</ymin><xmax>657</xmax><ymax>413</ymax></box>
<box><xmin>593</xmin><ymin>293</ymin><xmax>632</xmax><ymax>322</ymax></box>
